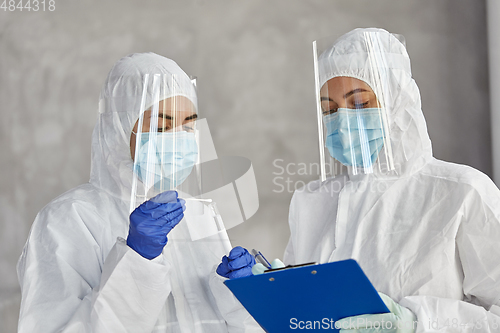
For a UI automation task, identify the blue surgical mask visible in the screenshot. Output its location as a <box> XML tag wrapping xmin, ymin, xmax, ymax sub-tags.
<box><xmin>134</xmin><ymin>131</ymin><xmax>198</xmax><ymax>190</ymax></box>
<box><xmin>324</xmin><ymin>108</ymin><xmax>385</xmax><ymax>168</ymax></box>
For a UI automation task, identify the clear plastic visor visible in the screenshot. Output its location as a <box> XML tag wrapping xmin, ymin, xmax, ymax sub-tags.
<box><xmin>128</xmin><ymin>75</ymin><xmax>259</xmax><ymax>241</ymax></box>
<box><xmin>313</xmin><ymin>33</ymin><xmax>396</xmax><ymax>180</ymax></box>
<box><xmin>130</xmin><ymin>95</ymin><xmax>200</xmax><ymax>197</ymax></box>
<box><xmin>129</xmin><ymin>75</ymin><xmax>226</xmax><ymax>241</ymax></box>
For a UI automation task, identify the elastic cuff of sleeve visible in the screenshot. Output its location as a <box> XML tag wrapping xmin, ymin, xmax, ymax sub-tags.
<box><xmin>118</xmin><ymin>237</ymin><xmax>166</xmax><ymax>265</ymax></box>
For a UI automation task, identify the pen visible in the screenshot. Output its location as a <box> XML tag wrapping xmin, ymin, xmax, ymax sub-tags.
<box><xmin>251</xmin><ymin>249</ymin><xmax>272</xmax><ymax>269</ymax></box>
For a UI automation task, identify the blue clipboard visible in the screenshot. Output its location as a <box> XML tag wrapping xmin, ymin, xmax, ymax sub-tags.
<box><xmin>224</xmin><ymin>259</ymin><xmax>389</xmax><ymax>332</ymax></box>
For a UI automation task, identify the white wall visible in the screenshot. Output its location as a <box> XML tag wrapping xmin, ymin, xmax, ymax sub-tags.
<box><xmin>0</xmin><ymin>0</ymin><xmax>489</xmax><ymax>331</ymax></box>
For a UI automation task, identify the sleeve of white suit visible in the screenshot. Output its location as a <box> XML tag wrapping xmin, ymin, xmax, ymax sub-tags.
<box><xmin>283</xmin><ymin>238</ymin><xmax>296</xmax><ymax>266</ymax></box>
<box><xmin>400</xmin><ymin>185</ymin><xmax>500</xmax><ymax>332</ymax></box>
<box><xmin>17</xmin><ymin>202</ymin><xmax>173</xmax><ymax>333</ymax></box>
<box><xmin>209</xmin><ymin>268</ymin><xmax>264</xmax><ymax>332</ymax></box>
<box><xmin>283</xmin><ymin>192</ymin><xmax>298</xmax><ymax>266</ymax></box>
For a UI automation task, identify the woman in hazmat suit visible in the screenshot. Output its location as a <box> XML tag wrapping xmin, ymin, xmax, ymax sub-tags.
<box><xmin>218</xmin><ymin>28</ymin><xmax>500</xmax><ymax>332</ymax></box>
<box><xmin>285</xmin><ymin>28</ymin><xmax>500</xmax><ymax>332</ymax></box>
<box><xmin>17</xmin><ymin>52</ymin><xmax>261</xmax><ymax>332</ymax></box>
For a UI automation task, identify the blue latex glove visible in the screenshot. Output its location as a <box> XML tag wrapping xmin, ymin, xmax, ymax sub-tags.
<box><xmin>336</xmin><ymin>292</ymin><xmax>417</xmax><ymax>333</ymax></box>
<box><xmin>216</xmin><ymin>246</ymin><xmax>256</xmax><ymax>279</ymax></box>
<box><xmin>127</xmin><ymin>191</ymin><xmax>186</xmax><ymax>260</ymax></box>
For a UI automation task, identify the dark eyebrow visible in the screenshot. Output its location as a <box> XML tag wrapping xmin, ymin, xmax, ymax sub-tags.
<box><xmin>320</xmin><ymin>88</ymin><xmax>368</xmax><ymax>101</ymax></box>
<box><xmin>152</xmin><ymin>113</ymin><xmax>197</xmax><ymax>122</ymax></box>
<box><xmin>344</xmin><ymin>88</ymin><xmax>368</xmax><ymax>99</ymax></box>
<box><xmin>159</xmin><ymin>113</ymin><xmax>172</xmax><ymax>120</ymax></box>
<box><xmin>185</xmin><ymin>114</ymin><xmax>198</xmax><ymax>121</ymax></box>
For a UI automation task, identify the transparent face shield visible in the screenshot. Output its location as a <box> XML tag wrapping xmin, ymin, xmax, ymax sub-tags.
<box><xmin>313</xmin><ymin>32</ymin><xmax>402</xmax><ymax>179</ymax></box>
<box><xmin>129</xmin><ymin>74</ymin><xmax>225</xmax><ymax>241</ymax></box>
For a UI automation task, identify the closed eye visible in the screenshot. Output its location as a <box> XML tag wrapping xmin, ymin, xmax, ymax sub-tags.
<box><xmin>354</xmin><ymin>101</ymin><xmax>369</xmax><ymax>109</ymax></box>
<box><xmin>322</xmin><ymin>108</ymin><xmax>337</xmax><ymax>115</ymax></box>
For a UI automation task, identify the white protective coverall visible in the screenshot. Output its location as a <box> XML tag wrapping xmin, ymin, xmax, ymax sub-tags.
<box><xmin>17</xmin><ymin>53</ymin><xmax>260</xmax><ymax>333</ymax></box>
<box><xmin>284</xmin><ymin>28</ymin><xmax>500</xmax><ymax>332</ymax></box>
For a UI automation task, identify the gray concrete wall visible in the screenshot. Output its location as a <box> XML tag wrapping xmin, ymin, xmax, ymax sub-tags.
<box><xmin>0</xmin><ymin>0</ymin><xmax>489</xmax><ymax>331</ymax></box>
<box><xmin>488</xmin><ymin>0</ymin><xmax>500</xmax><ymax>183</ymax></box>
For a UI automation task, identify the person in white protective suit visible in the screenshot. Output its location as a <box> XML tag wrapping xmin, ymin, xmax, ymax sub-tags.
<box><xmin>282</xmin><ymin>28</ymin><xmax>500</xmax><ymax>332</ymax></box>
<box><xmin>17</xmin><ymin>52</ymin><xmax>261</xmax><ymax>332</ymax></box>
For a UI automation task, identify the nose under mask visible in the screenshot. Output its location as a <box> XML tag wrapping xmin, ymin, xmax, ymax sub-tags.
<box><xmin>324</xmin><ymin>108</ymin><xmax>385</xmax><ymax>168</ymax></box>
<box><xmin>134</xmin><ymin>131</ymin><xmax>198</xmax><ymax>190</ymax></box>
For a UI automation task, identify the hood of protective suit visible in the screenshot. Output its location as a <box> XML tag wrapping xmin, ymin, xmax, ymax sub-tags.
<box><xmin>90</xmin><ymin>52</ymin><xmax>197</xmax><ymax>201</ymax></box>
<box><xmin>318</xmin><ymin>28</ymin><xmax>433</xmax><ymax>178</ymax></box>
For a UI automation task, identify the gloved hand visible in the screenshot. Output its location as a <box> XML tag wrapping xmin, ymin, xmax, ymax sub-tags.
<box><xmin>127</xmin><ymin>191</ymin><xmax>186</xmax><ymax>260</ymax></box>
<box><xmin>335</xmin><ymin>292</ymin><xmax>417</xmax><ymax>333</ymax></box>
<box><xmin>216</xmin><ymin>246</ymin><xmax>256</xmax><ymax>279</ymax></box>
